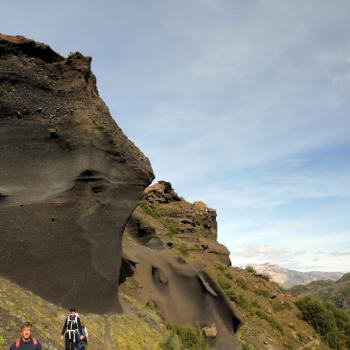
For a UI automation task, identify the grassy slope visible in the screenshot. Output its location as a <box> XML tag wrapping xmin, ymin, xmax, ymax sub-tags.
<box><xmin>0</xmin><ymin>194</ymin><xmax>335</xmax><ymax>350</ymax></box>
<box><xmin>0</xmin><ymin>275</ymin><xmax>167</xmax><ymax>350</ymax></box>
<box><xmin>289</xmin><ymin>273</ymin><xmax>350</xmax><ymax>312</ymax></box>
<box><xmin>136</xmin><ymin>198</ymin><xmax>331</xmax><ymax>350</ymax></box>
<box><xmin>217</xmin><ymin>265</ymin><xmax>330</xmax><ymax>350</ymax></box>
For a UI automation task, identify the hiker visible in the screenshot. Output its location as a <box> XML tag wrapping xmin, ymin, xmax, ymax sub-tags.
<box><xmin>60</xmin><ymin>307</ymin><xmax>83</xmax><ymax>350</ymax></box>
<box><xmin>77</xmin><ymin>322</ymin><xmax>88</xmax><ymax>350</ymax></box>
<box><xmin>9</xmin><ymin>321</ymin><xmax>42</xmax><ymax>350</ymax></box>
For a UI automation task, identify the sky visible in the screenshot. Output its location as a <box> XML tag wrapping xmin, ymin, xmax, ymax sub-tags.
<box><xmin>2</xmin><ymin>0</ymin><xmax>350</xmax><ymax>272</ymax></box>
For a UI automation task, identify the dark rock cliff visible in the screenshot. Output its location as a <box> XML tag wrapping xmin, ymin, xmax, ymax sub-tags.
<box><xmin>0</xmin><ymin>34</ymin><xmax>154</xmax><ymax>313</ymax></box>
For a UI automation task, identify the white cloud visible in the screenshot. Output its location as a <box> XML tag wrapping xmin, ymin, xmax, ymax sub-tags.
<box><xmin>328</xmin><ymin>251</ymin><xmax>350</xmax><ymax>257</ymax></box>
<box><xmin>234</xmin><ymin>244</ymin><xmax>289</xmax><ymax>259</ymax></box>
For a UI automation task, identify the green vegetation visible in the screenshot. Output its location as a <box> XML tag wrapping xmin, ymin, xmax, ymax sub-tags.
<box><xmin>235</xmin><ymin>277</ymin><xmax>248</xmax><ymax>290</ymax></box>
<box><xmin>296</xmin><ymin>296</ymin><xmax>350</xmax><ymax>349</ymax></box>
<box><xmin>254</xmin><ymin>288</ymin><xmax>271</xmax><ymax>298</ymax></box>
<box><xmin>338</xmin><ymin>273</ymin><xmax>350</xmax><ymax>283</ymax></box>
<box><xmin>239</xmin><ymin>342</ymin><xmax>256</xmax><ymax>350</ymax></box>
<box><xmin>237</xmin><ymin>325</ymin><xmax>258</xmax><ymax>350</ymax></box>
<box><xmin>223</xmin><ymin>270</ymin><xmax>233</xmax><ymax>280</ymax></box>
<box><xmin>255</xmin><ymin>310</ymin><xmax>284</xmax><ymax>334</ymax></box>
<box><xmin>215</xmin><ymin>261</ymin><xmax>228</xmax><ymax>273</ymax></box>
<box><xmin>225</xmin><ymin>288</ymin><xmax>248</xmax><ymax>308</ymax></box>
<box><xmin>317</xmin><ymin>283</ymin><xmax>350</xmax><ymax>310</ymax></box>
<box><xmin>289</xmin><ymin>275</ymin><xmax>350</xmax><ymax>313</ymax></box>
<box><xmin>289</xmin><ymin>280</ymin><xmax>334</xmax><ymax>295</ymax></box>
<box><xmin>0</xmin><ymin>276</ymin><xmax>168</xmax><ymax>349</ymax></box>
<box><xmin>134</xmin><ymin>194</ymin><xmax>332</xmax><ymax>350</ymax></box>
<box><xmin>199</xmin><ymin>226</ymin><xmax>210</xmax><ymax>238</ymax></box>
<box><xmin>174</xmin><ymin>241</ymin><xmax>190</xmax><ymax>257</ymax></box>
<box><xmin>167</xmin><ymin>220</ymin><xmax>179</xmax><ymax>236</ymax></box>
<box><xmin>139</xmin><ymin>200</ymin><xmax>161</xmax><ymax>219</ymax></box>
<box><xmin>249</xmin><ymin>300</ymin><xmax>261</xmax><ymax>309</ymax></box>
<box><xmin>145</xmin><ymin>299</ymin><xmax>158</xmax><ymax>311</ymax></box>
<box><xmin>160</xmin><ymin>324</ymin><xmax>210</xmax><ymax>350</ymax></box>
<box><xmin>216</xmin><ymin>263</ymin><xmax>248</xmax><ymax>309</ymax></box>
<box><xmin>257</xmin><ymin>274</ymin><xmax>271</xmax><ymax>282</ymax></box>
<box><xmin>245</xmin><ymin>265</ymin><xmax>256</xmax><ymax>273</ymax></box>
<box><xmin>271</xmin><ymin>300</ymin><xmax>292</xmax><ymax>312</ymax></box>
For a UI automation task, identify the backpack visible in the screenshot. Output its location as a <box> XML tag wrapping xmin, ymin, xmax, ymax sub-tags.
<box><xmin>15</xmin><ymin>338</ymin><xmax>38</xmax><ymax>348</ymax></box>
<box><xmin>67</xmin><ymin>315</ymin><xmax>79</xmax><ymax>330</ymax></box>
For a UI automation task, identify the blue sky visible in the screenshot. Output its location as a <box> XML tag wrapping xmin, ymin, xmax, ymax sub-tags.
<box><xmin>2</xmin><ymin>1</ymin><xmax>350</xmax><ymax>272</ymax></box>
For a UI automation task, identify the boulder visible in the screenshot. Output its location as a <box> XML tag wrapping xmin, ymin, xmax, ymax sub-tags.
<box><xmin>202</xmin><ymin>324</ymin><xmax>218</xmax><ymax>338</ymax></box>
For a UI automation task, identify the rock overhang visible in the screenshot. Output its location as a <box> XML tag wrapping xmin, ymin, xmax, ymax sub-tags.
<box><xmin>0</xmin><ymin>33</ymin><xmax>154</xmax><ymax>313</ymax></box>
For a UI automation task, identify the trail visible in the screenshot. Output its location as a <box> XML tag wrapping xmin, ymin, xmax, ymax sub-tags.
<box><xmin>104</xmin><ymin>316</ymin><xmax>114</xmax><ymax>350</ymax></box>
<box><xmin>297</xmin><ymin>339</ymin><xmax>319</xmax><ymax>350</ymax></box>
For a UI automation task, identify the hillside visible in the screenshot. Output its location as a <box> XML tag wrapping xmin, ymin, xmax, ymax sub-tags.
<box><xmin>120</xmin><ymin>181</ymin><xmax>331</xmax><ymax>350</ymax></box>
<box><xmin>0</xmin><ymin>180</ymin><xmax>334</xmax><ymax>349</ymax></box>
<box><xmin>289</xmin><ymin>273</ymin><xmax>350</xmax><ymax>311</ymax></box>
<box><xmin>255</xmin><ymin>263</ymin><xmax>344</xmax><ymax>288</ymax></box>
<box><xmin>0</xmin><ymin>274</ymin><xmax>170</xmax><ymax>349</ymax></box>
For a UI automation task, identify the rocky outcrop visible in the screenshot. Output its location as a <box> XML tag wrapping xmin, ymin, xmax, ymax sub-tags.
<box><xmin>121</xmin><ymin>216</ymin><xmax>241</xmax><ymax>350</ymax></box>
<box><xmin>144</xmin><ymin>180</ymin><xmax>182</xmax><ymax>204</ymax></box>
<box><xmin>145</xmin><ymin>181</ymin><xmax>218</xmax><ymax>240</ymax></box>
<box><xmin>120</xmin><ymin>182</ymin><xmax>242</xmax><ymax>349</ymax></box>
<box><xmin>0</xmin><ymin>34</ymin><xmax>154</xmax><ymax>313</ymax></box>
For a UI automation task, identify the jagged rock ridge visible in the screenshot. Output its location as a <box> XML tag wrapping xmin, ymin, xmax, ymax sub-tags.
<box><xmin>0</xmin><ymin>34</ymin><xmax>154</xmax><ymax>313</ymax></box>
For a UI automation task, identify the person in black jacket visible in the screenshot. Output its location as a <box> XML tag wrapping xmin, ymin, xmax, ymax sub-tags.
<box><xmin>60</xmin><ymin>308</ymin><xmax>83</xmax><ymax>350</ymax></box>
<box><xmin>9</xmin><ymin>322</ymin><xmax>42</xmax><ymax>350</ymax></box>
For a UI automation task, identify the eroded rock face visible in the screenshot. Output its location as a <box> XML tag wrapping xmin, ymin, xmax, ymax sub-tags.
<box><xmin>120</xmin><ymin>183</ymin><xmax>242</xmax><ymax>349</ymax></box>
<box><xmin>121</xmin><ymin>214</ymin><xmax>242</xmax><ymax>350</ymax></box>
<box><xmin>145</xmin><ymin>181</ymin><xmax>218</xmax><ymax>240</ymax></box>
<box><xmin>0</xmin><ymin>34</ymin><xmax>154</xmax><ymax>313</ymax></box>
<box><xmin>144</xmin><ymin>180</ymin><xmax>182</xmax><ymax>204</ymax></box>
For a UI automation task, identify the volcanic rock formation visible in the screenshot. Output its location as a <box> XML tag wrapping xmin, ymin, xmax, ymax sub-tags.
<box><xmin>0</xmin><ymin>34</ymin><xmax>154</xmax><ymax>313</ymax></box>
<box><xmin>120</xmin><ymin>182</ymin><xmax>242</xmax><ymax>349</ymax></box>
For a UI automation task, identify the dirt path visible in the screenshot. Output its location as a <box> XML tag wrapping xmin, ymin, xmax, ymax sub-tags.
<box><xmin>104</xmin><ymin>317</ymin><xmax>114</xmax><ymax>350</ymax></box>
<box><xmin>297</xmin><ymin>339</ymin><xmax>319</xmax><ymax>350</ymax></box>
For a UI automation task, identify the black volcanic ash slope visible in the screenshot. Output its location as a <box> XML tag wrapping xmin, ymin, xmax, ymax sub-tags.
<box><xmin>0</xmin><ymin>34</ymin><xmax>154</xmax><ymax>313</ymax></box>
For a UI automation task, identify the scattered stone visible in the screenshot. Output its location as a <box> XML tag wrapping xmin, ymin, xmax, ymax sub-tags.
<box><xmin>202</xmin><ymin>324</ymin><xmax>217</xmax><ymax>338</ymax></box>
<box><xmin>48</xmin><ymin>128</ymin><xmax>58</xmax><ymax>138</ymax></box>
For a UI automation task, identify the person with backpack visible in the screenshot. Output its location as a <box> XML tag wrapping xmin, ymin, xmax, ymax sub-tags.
<box><xmin>9</xmin><ymin>321</ymin><xmax>42</xmax><ymax>350</ymax></box>
<box><xmin>77</xmin><ymin>322</ymin><xmax>88</xmax><ymax>350</ymax></box>
<box><xmin>60</xmin><ymin>307</ymin><xmax>83</xmax><ymax>350</ymax></box>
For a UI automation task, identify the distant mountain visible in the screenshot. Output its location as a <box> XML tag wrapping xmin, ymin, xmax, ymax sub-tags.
<box><xmin>289</xmin><ymin>272</ymin><xmax>350</xmax><ymax>311</ymax></box>
<box><xmin>254</xmin><ymin>263</ymin><xmax>344</xmax><ymax>288</ymax></box>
